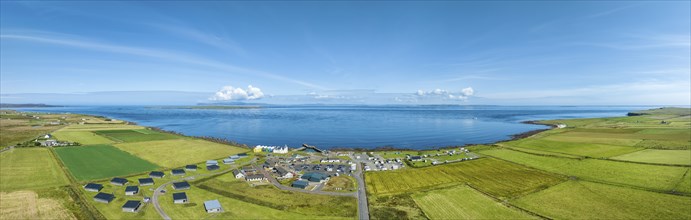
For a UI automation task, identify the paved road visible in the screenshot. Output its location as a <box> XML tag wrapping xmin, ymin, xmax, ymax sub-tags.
<box><xmin>255</xmin><ymin>164</ymin><xmax>356</xmax><ymax>197</ymax></box>
<box><xmin>352</xmin><ymin>161</ymin><xmax>370</xmax><ymax>220</ymax></box>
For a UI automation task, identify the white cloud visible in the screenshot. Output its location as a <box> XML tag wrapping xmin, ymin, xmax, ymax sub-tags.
<box><xmin>415</xmin><ymin>87</ymin><xmax>475</xmax><ymax>101</ymax></box>
<box><xmin>210</xmin><ymin>85</ymin><xmax>264</xmax><ymax>101</ymax></box>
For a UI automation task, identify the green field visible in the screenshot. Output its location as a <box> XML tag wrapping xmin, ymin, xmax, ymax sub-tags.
<box><xmin>55</xmin><ymin>145</ymin><xmax>159</xmax><ymax>181</ymax></box>
<box><xmin>507</xmin><ymin>138</ymin><xmax>642</xmax><ymax>158</ymax></box>
<box><xmin>412</xmin><ymin>185</ymin><xmax>534</xmax><ymax>219</ymax></box>
<box><xmin>365</xmin><ymin>157</ymin><xmax>564</xmax><ymax>198</ymax></box>
<box><xmin>512</xmin><ymin>181</ymin><xmax>691</xmax><ymax>219</ymax></box>
<box><xmin>93</xmin><ymin>129</ymin><xmax>179</xmax><ymax>142</ymax></box>
<box><xmin>479</xmin><ymin>149</ymin><xmax>690</xmax><ymax>193</ymax></box>
<box><xmin>611</xmin><ymin>149</ymin><xmax>691</xmax><ymax>165</ymax></box>
<box><xmin>58</xmin><ymin>124</ymin><xmax>144</xmax><ymax>131</ymax></box>
<box><xmin>0</xmin><ymin>148</ymin><xmax>69</xmax><ymax>191</ymax></box>
<box><xmin>52</xmin><ymin>130</ymin><xmax>115</xmax><ymax>145</ymax></box>
<box><xmin>115</xmin><ymin>139</ymin><xmax>248</xmax><ymax>168</ymax></box>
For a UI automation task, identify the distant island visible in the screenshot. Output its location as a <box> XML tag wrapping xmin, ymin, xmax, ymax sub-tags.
<box><xmin>0</xmin><ymin>103</ymin><xmax>62</xmax><ymax>108</ymax></box>
<box><xmin>148</xmin><ymin>105</ymin><xmax>262</xmax><ymax>110</ymax></box>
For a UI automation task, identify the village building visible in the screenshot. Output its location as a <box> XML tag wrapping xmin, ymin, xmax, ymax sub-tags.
<box><xmin>320</xmin><ymin>158</ymin><xmax>341</xmax><ymax>163</ymax></box>
<box><xmin>121</xmin><ymin>200</ymin><xmax>142</xmax><ymax>213</ymax></box>
<box><xmin>253</xmin><ymin>145</ymin><xmax>289</xmax><ymax>154</ymax></box>
<box><xmin>242</xmin><ymin>166</ymin><xmax>256</xmax><ymax>173</ymax></box>
<box><xmin>233</xmin><ymin>170</ymin><xmax>245</xmax><ymax>179</ymax></box>
<box><xmin>237</xmin><ymin>153</ymin><xmax>248</xmax><ymax>157</ymax></box>
<box><xmin>409</xmin><ymin>156</ymin><xmax>423</xmax><ymax>161</ymax></box>
<box><xmin>110</xmin><ymin>177</ymin><xmax>129</xmax><ymax>186</ymax></box>
<box><xmin>275</xmin><ymin>167</ymin><xmax>293</xmax><ymax>179</ymax></box>
<box><xmin>139</xmin><ymin>178</ymin><xmax>154</xmax><ymax>186</ymax></box>
<box><xmin>173</xmin><ymin>192</ymin><xmax>188</xmax><ymax>204</ymax></box>
<box><xmin>229</xmin><ymin>155</ymin><xmax>240</xmax><ymax>160</ymax></box>
<box><xmin>206</xmin><ymin>160</ymin><xmax>218</xmax><ymax>166</ymax></box>
<box><xmin>206</xmin><ymin>164</ymin><xmax>220</xmax><ymax>171</ymax></box>
<box><xmin>84</xmin><ymin>183</ymin><xmax>103</xmax><ymax>192</ymax></box>
<box><xmin>171</xmin><ymin>169</ymin><xmax>185</xmax><ymax>176</ymax></box>
<box><xmin>172</xmin><ymin>181</ymin><xmax>191</xmax><ymax>190</ymax></box>
<box><xmin>149</xmin><ymin>171</ymin><xmax>165</xmax><ymax>178</ymax></box>
<box><xmin>94</xmin><ymin>193</ymin><xmax>115</xmax><ymax>203</ymax></box>
<box><xmin>185</xmin><ymin>165</ymin><xmax>197</xmax><ymax>171</ymax></box>
<box><xmin>291</xmin><ymin>180</ymin><xmax>309</xmax><ymax>189</ymax></box>
<box><xmin>245</xmin><ymin>174</ymin><xmax>266</xmax><ymax>182</ymax></box>
<box><xmin>204</xmin><ymin>200</ymin><xmax>223</xmax><ymax>213</ymax></box>
<box><xmin>223</xmin><ymin>158</ymin><xmax>235</xmax><ymax>164</ymax></box>
<box><xmin>301</xmin><ymin>172</ymin><xmax>329</xmax><ymax>182</ymax></box>
<box><xmin>125</xmin><ymin>186</ymin><xmax>139</xmax><ymax>196</ymax></box>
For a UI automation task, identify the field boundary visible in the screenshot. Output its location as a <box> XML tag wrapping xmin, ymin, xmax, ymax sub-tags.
<box><xmin>465</xmin><ymin>183</ymin><xmax>551</xmax><ymax>220</ymax></box>
<box><xmin>502</xmin><ymin>146</ymin><xmax>690</xmax><ymax>167</ymax></box>
<box><xmin>48</xmin><ymin>147</ymin><xmax>106</xmax><ymax>219</ymax></box>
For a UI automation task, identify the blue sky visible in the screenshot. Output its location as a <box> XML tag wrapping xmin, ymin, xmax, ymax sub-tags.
<box><xmin>1</xmin><ymin>1</ymin><xmax>689</xmax><ymax>105</ymax></box>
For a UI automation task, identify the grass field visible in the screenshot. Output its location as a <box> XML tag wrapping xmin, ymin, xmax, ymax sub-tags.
<box><xmin>58</xmin><ymin>124</ymin><xmax>144</xmax><ymax>131</ymax></box>
<box><xmin>611</xmin><ymin>149</ymin><xmax>691</xmax><ymax>165</ymax></box>
<box><xmin>507</xmin><ymin>138</ymin><xmax>642</xmax><ymax>158</ymax></box>
<box><xmin>93</xmin><ymin>129</ymin><xmax>179</xmax><ymax>142</ymax></box>
<box><xmin>52</xmin><ymin>130</ymin><xmax>115</xmax><ymax>145</ymax></box>
<box><xmin>365</xmin><ymin>157</ymin><xmax>564</xmax><ymax>198</ymax></box>
<box><xmin>0</xmin><ymin>190</ymin><xmax>75</xmax><ymax>220</ymax></box>
<box><xmin>55</xmin><ymin>145</ymin><xmax>159</xmax><ymax>181</ymax></box>
<box><xmin>479</xmin><ymin>149</ymin><xmax>691</xmax><ymax>193</ymax></box>
<box><xmin>412</xmin><ymin>185</ymin><xmax>534</xmax><ymax>219</ymax></box>
<box><xmin>512</xmin><ymin>181</ymin><xmax>691</xmax><ymax>219</ymax></box>
<box><xmin>115</xmin><ymin>139</ymin><xmax>248</xmax><ymax>168</ymax></box>
<box><xmin>195</xmin><ymin>173</ymin><xmax>357</xmax><ymax>218</ymax></box>
<box><xmin>322</xmin><ymin>176</ymin><xmax>357</xmax><ymax>192</ymax></box>
<box><xmin>0</xmin><ymin>148</ymin><xmax>69</xmax><ymax>191</ymax></box>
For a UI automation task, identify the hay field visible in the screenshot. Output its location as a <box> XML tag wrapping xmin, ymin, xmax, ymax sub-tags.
<box><xmin>115</xmin><ymin>139</ymin><xmax>248</xmax><ymax>168</ymax></box>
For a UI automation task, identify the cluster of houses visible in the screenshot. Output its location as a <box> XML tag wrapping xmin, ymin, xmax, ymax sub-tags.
<box><xmin>364</xmin><ymin>156</ymin><xmax>404</xmax><ymax>171</ymax></box>
<box><xmin>253</xmin><ymin>145</ymin><xmax>289</xmax><ymax>154</ymax></box>
<box><xmin>83</xmin><ymin>177</ymin><xmax>146</xmax><ymax>213</ymax></box>
<box><xmin>232</xmin><ymin>166</ymin><xmax>267</xmax><ymax>182</ymax></box>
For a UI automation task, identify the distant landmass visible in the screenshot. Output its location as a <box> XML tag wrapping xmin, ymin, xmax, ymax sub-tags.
<box><xmin>0</xmin><ymin>103</ymin><xmax>62</xmax><ymax>108</ymax></box>
<box><xmin>148</xmin><ymin>105</ymin><xmax>262</xmax><ymax>110</ymax></box>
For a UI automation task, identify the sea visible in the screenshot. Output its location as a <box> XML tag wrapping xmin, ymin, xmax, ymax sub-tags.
<box><xmin>12</xmin><ymin>105</ymin><xmax>654</xmax><ymax>150</ymax></box>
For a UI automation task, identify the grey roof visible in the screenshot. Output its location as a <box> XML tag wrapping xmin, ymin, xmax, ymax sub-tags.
<box><xmin>232</xmin><ymin>170</ymin><xmax>243</xmax><ymax>176</ymax></box>
<box><xmin>125</xmin><ymin>186</ymin><xmax>139</xmax><ymax>193</ymax></box>
<box><xmin>84</xmin><ymin>183</ymin><xmax>103</xmax><ymax>190</ymax></box>
<box><xmin>204</xmin><ymin>200</ymin><xmax>222</xmax><ymax>210</ymax></box>
<box><xmin>246</xmin><ymin>174</ymin><xmax>265</xmax><ymax>180</ymax></box>
<box><xmin>138</xmin><ymin>178</ymin><xmax>154</xmax><ymax>185</ymax></box>
<box><xmin>122</xmin><ymin>200</ymin><xmax>141</xmax><ymax>209</ymax></box>
<box><xmin>94</xmin><ymin>193</ymin><xmax>115</xmax><ymax>202</ymax></box>
<box><xmin>111</xmin><ymin>177</ymin><xmax>128</xmax><ymax>184</ymax></box>
<box><xmin>291</xmin><ymin>180</ymin><xmax>309</xmax><ymax>188</ymax></box>
<box><xmin>172</xmin><ymin>181</ymin><xmax>191</xmax><ymax>189</ymax></box>
<box><xmin>185</xmin><ymin>165</ymin><xmax>197</xmax><ymax>170</ymax></box>
<box><xmin>207</xmin><ymin>165</ymin><xmax>220</xmax><ymax>170</ymax></box>
<box><xmin>171</xmin><ymin>169</ymin><xmax>185</xmax><ymax>175</ymax></box>
<box><xmin>276</xmin><ymin>167</ymin><xmax>290</xmax><ymax>176</ymax></box>
<box><xmin>173</xmin><ymin>192</ymin><xmax>187</xmax><ymax>200</ymax></box>
<box><xmin>150</xmin><ymin>171</ymin><xmax>165</xmax><ymax>177</ymax></box>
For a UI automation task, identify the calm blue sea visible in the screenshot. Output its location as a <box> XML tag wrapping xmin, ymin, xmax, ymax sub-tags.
<box><xmin>13</xmin><ymin>105</ymin><xmax>652</xmax><ymax>150</ymax></box>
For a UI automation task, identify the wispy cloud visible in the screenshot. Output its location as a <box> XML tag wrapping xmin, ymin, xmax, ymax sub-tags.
<box><xmin>583</xmin><ymin>3</ymin><xmax>640</xmax><ymax>19</ymax></box>
<box><xmin>146</xmin><ymin>23</ymin><xmax>247</xmax><ymax>56</ymax></box>
<box><xmin>0</xmin><ymin>32</ymin><xmax>326</xmax><ymax>90</ymax></box>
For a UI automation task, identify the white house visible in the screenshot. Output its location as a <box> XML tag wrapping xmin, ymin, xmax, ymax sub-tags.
<box><xmin>204</xmin><ymin>200</ymin><xmax>223</xmax><ymax>213</ymax></box>
<box><xmin>233</xmin><ymin>170</ymin><xmax>245</xmax><ymax>179</ymax></box>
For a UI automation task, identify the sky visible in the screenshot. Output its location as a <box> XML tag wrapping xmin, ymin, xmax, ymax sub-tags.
<box><xmin>0</xmin><ymin>1</ymin><xmax>689</xmax><ymax>105</ymax></box>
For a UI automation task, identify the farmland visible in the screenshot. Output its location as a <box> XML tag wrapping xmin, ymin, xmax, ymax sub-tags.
<box><xmin>479</xmin><ymin>149</ymin><xmax>690</xmax><ymax>193</ymax></box>
<box><xmin>114</xmin><ymin>139</ymin><xmax>248</xmax><ymax>168</ymax></box>
<box><xmin>365</xmin><ymin>157</ymin><xmax>564</xmax><ymax>197</ymax></box>
<box><xmin>55</xmin><ymin>145</ymin><xmax>159</xmax><ymax>181</ymax></box>
<box><xmin>611</xmin><ymin>149</ymin><xmax>691</xmax><ymax>165</ymax></box>
<box><xmin>0</xmin><ymin>148</ymin><xmax>69</xmax><ymax>191</ymax></box>
<box><xmin>0</xmin><ymin>190</ymin><xmax>75</xmax><ymax>220</ymax></box>
<box><xmin>512</xmin><ymin>181</ymin><xmax>691</xmax><ymax>219</ymax></box>
<box><xmin>93</xmin><ymin>129</ymin><xmax>179</xmax><ymax>142</ymax></box>
<box><xmin>412</xmin><ymin>185</ymin><xmax>534</xmax><ymax>219</ymax></box>
<box><xmin>52</xmin><ymin>130</ymin><xmax>115</xmax><ymax>145</ymax></box>
<box><xmin>0</xmin><ymin>110</ymin><xmax>63</xmax><ymax>147</ymax></box>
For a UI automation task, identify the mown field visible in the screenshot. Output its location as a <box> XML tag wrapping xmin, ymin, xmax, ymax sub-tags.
<box><xmin>52</xmin><ymin>130</ymin><xmax>115</xmax><ymax>145</ymax></box>
<box><xmin>611</xmin><ymin>149</ymin><xmax>691</xmax><ymax>165</ymax></box>
<box><xmin>512</xmin><ymin>181</ymin><xmax>691</xmax><ymax>219</ymax></box>
<box><xmin>411</xmin><ymin>185</ymin><xmax>534</xmax><ymax>219</ymax></box>
<box><xmin>55</xmin><ymin>145</ymin><xmax>159</xmax><ymax>181</ymax></box>
<box><xmin>479</xmin><ymin>149</ymin><xmax>690</xmax><ymax>193</ymax></box>
<box><xmin>93</xmin><ymin>129</ymin><xmax>179</xmax><ymax>142</ymax></box>
<box><xmin>365</xmin><ymin>157</ymin><xmax>564</xmax><ymax>197</ymax></box>
<box><xmin>0</xmin><ymin>148</ymin><xmax>69</xmax><ymax>191</ymax></box>
<box><xmin>115</xmin><ymin>139</ymin><xmax>248</xmax><ymax>168</ymax></box>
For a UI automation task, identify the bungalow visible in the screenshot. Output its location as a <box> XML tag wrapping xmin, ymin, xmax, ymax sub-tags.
<box><xmin>149</xmin><ymin>171</ymin><xmax>165</xmax><ymax>178</ymax></box>
<box><xmin>301</xmin><ymin>172</ymin><xmax>329</xmax><ymax>182</ymax></box>
<box><xmin>206</xmin><ymin>164</ymin><xmax>220</xmax><ymax>171</ymax></box>
<box><xmin>291</xmin><ymin>180</ymin><xmax>309</xmax><ymax>189</ymax></box>
<box><xmin>185</xmin><ymin>164</ymin><xmax>197</xmax><ymax>171</ymax></box>
<box><xmin>275</xmin><ymin>167</ymin><xmax>293</xmax><ymax>179</ymax></box>
<box><xmin>172</xmin><ymin>181</ymin><xmax>191</xmax><ymax>190</ymax></box>
<box><xmin>222</xmin><ymin>158</ymin><xmax>235</xmax><ymax>164</ymax></box>
<box><xmin>206</xmin><ymin>160</ymin><xmax>218</xmax><ymax>166</ymax></box>
<box><xmin>84</xmin><ymin>183</ymin><xmax>103</xmax><ymax>192</ymax></box>
<box><xmin>171</xmin><ymin>169</ymin><xmax>185</xmax><ymax>176</ymax></box>
<box><xmin>203</xmin><ymin>200</ymin><xmax>223</xmax><ymax>213</ymax></box>
<box><xmin>173</xmin><ymin>192</ymin><xmax>188</xmax><ymax>204</ymax></box>
<box><xmin>320</xmin><ymin>158</ymin><xmax>341</xmax><ymax>163</ymax></box>
<box><xmin>229</xmin><ymin>155</ymin><xmax>240</xmax><ymax>160</ymax></box>
<box><xmin>125</xmin><ymin>186</ymin><xmax>139</xmax><ymax>196</ymax></box>
<box><xmin>110</xmin><ymin>177</ymin><xmax>129</xmax><ymax>186</ymax></box>
<box><xmin>242</xmin><ymin>166</ymin><xmax>256</xmax><ymax>173</ymax></box>
<box><xmin>138</xmin><ymin>178</ymin><xmax>154</xmax><ymax>186</ymax></box>
<box><xmin>94</xmin><ymin>193</ymin><xmax>115</xmax><ymax>203</ymax></box>
<box><xmin>245</xmin><ymin>174</ymin><xmax>266</xmax><ymax>182</ymax></box>
<box><xmin>233</xmin><ymin>170</ymin><xmax>245</xmax><ymax>179</ymax></box>
<box><xmin>121</xmin><ymin>200</ymin><xmax>142</xmax><ymax>213</ymax></box>
<box><xmin>237</xmin><ymin>153</ymin><xmax>248</xmax><ymax>157</ymax></box>
<box><xmin>409</xmin><ymin>156</ymin><xmax>422</xmax><ymax>162</ymax></box>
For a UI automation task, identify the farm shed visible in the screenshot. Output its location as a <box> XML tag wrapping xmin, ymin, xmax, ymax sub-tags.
<box><xmin>172</xmin><ymin>181</ymin><xmax>191</xmax><ymax>190</ymax></box>
<box><xmin>121</xmin><ymin>200</ymin><xmax>142</xmax><ymax>213</ymax></box>
<box><xmin>149</xmin><ymin>171</ymin><xmax>165</xmax><ymax>178</ymax></box>
<box><xmin>204</xmin><ymin>200</ymin><xmax>223</xmax><ymax>213</ymax></box>
<box><xmin>110</xmin><ymin>177</ymin><xmax>129</xmax><ymax>186</ymax></box>
<box><xmin>125</xmin><ymin>186</ymin><xmax>139</xmax><ymax>196</ymax></box>
<box><xmin>173</xmin><ymin>192</ymin><xmax>188</xmax><ymax>204</ymax></box>
<box><xmin>171</xmin><ymin>169</ymin><xmax>185</xmax><ymax>175</ymax></box>
<box><xmin>292</xmin><ymin>180</ymin><xmax>309</xmax><ymax>189</ymax></box>
<box><xmin>84</xmin><ymin>183</ymin><xmax>103</xmax><ymax>192</ymax></box>
<box><xmin>94</xmin><ymin>192</ymin><xmax>115</xmax><ymax>203</ymax></box>
<box><xmin>139</xmin><ymin>178</ymin><xmax>154</xmax><ymax>186</ymax></box>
